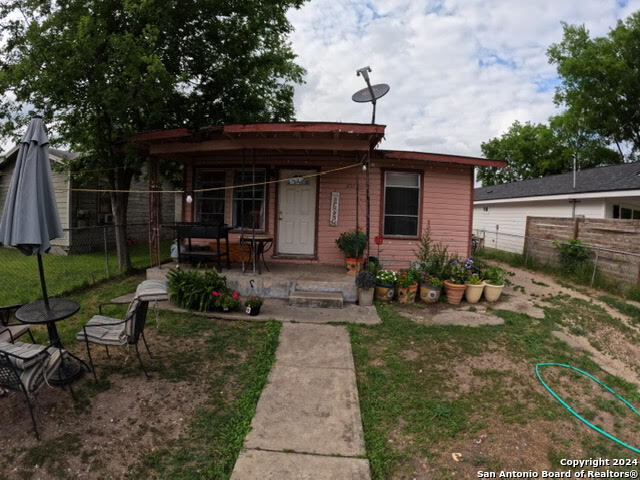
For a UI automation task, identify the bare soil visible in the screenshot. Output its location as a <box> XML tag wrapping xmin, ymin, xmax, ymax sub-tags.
<box><xmin>0</xmin><ymin>324</ymin><xmax>220</xmax><ymax>479</ymax></box>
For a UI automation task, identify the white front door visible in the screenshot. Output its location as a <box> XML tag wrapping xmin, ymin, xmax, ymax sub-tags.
<box><xmin>278</xmin><ymin>169</ymin><xmax>317</xmax><ymax>255</ymax></box>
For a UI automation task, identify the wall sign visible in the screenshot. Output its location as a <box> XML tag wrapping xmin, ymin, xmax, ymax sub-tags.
<box><xmin>288</xmin><ymin>176</ymin><xmax>308</xmax><ymax>185</ymax></box>
<box><xmin>329</xmin><ymin>192</ymin><xmax>340</xmax><ymax>226</ymax></box>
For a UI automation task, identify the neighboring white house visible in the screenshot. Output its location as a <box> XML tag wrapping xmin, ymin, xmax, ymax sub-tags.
<box><xmin>0</xmin><ymin>146</ymin><xmax>175</xmax><ymax>253</ymax></box>
<box><xmin>473</xmin><ymin>162</ymin><xmax>640</xmax><ymax>253</ymax></box>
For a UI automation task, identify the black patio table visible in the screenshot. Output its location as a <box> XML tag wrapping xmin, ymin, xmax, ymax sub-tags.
<box><xmin>15</xmin><ymin>298</ymin><xmax>90</xmax><ymax>385</ymax></box>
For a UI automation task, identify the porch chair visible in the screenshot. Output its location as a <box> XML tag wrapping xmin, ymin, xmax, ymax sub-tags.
<box><xmin>0</xmin><ymin>340</ymin><xmax>64</xmax><ymax>439</ymax></box>
<box><xmin>0</xmin><ymin>305</ymin><xmax>35</xmax><ymax>344</ymax></box>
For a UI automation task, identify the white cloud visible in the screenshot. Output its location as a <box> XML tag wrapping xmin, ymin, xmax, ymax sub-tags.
<box><xmin>288</xmin><ymin>0</ymin><xmax>640</xmax><ymax>156</ymax></box>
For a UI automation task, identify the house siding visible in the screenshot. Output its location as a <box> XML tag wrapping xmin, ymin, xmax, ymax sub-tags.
<box><xmin>472</xmin><ymin>198</ymin><xmax>606</xmax><ymax>253</ymax></box>
<box><xmin>183</xmin><ymin>156</ymin><xmax>474</xmax><ymax>270</ymax></box>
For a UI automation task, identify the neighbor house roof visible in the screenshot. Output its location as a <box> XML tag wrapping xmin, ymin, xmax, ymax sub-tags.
<box><xmin>475</xmin><ymin>161</ymin><xmax>640</xmax><ymax>202</ymax></box>
<box><xmin>0</xmin><ymin>146</ymin><xmax>80</xmax><ymax>168</ymax></box>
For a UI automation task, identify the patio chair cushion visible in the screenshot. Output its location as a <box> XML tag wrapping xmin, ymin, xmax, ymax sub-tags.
<box><xmin>0</xmin><ymin>341</ymin><xmax>62</xmax><ymax>393</ymax></box>
<box><xmin>0</xmin><ymin>325</ymin><xmax>31</xmax><ymax>343</ymax></box>
<box><xmin>20</xmin><ymin>347</ymin><xmax>62</xmax><ymax>393</ymax></box>
<box><xmin>75</xmin><ymin>315</ymin><xmax>128</xmax><ymax>346</ymax></box>
<box><xmin>0</xmin><ymin>340</ymin><xmax>47</xmax><ymax>369</ymax></box>
<box><xmin>135</xmin><ymin>280</ymin><xmax>168</xmax><ymax>302</ymax></box>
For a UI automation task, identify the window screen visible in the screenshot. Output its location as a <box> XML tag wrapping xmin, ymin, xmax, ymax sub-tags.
<box><xmin>232</xmin><ymin>169</ymin><xmax>266</xmax><ymax>229</ymax></box>
<box><xmin>383</xmin><ymin>171</ymin><xmax>420</xmax><ymax>236</ymax></box>
<box><xmin>195</xmin><ymin>170</ymin><xmax>225</xmax><ymax>225</ymax></box>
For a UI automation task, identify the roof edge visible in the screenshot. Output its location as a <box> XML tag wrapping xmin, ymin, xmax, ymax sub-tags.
<box><xmin>377</xmin><ymin>150</ymin><xmax>505</xmax><ymax>168</ymax></box>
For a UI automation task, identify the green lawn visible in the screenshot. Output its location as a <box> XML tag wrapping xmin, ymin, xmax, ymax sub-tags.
<box><xmin>2</xmin><ymin>275</ymin><xmax>280</xmax><ymax>480</ymax></box>
<box><xmin>0</xmin><ymin>241</ymin><xmax>169</xmax><ymax>305</ymax></box>
<box><xmin>349</xmin><ymin>301</ymin><xmax>640</xmax><ymax>479</ymax></box>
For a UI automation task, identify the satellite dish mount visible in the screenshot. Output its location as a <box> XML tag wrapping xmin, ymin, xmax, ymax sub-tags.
<box><xmin>352</xmin><ymin>66</ymin><xmax>390</xmax><ymax>124</ymax></box>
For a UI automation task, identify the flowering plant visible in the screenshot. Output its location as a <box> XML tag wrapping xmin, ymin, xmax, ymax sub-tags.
<box><xmin>420</xmin><ymin>273</ymin><xmax>443</xmax><ymax>287</ymax></box>
<box><xmin>447</xmin><ymin>258</ymin><xmax>473</xmax><ymax>285</ymax></box>
<box><xmin>396</xmin><ymin>270</ymin><xmax>419</xmax><ymax>288</ymax></box>
<box><xmin>376</xmin><ymin>269</ymin><xmax>397</xmax><ymax>286</ymax></box>
<box><xmin>212</xmin><ymin>290</ymin><xmax>241</xmax><ymax>311</ymax></box>
<box><xmin>245</xmin><ymin>296</ymin><xmax>263</xmax><ymax>308</ymax></box>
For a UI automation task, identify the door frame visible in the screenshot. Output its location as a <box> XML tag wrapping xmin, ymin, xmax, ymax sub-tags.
<box><xmin>274</xmin><ymin>166</ymin><xmax>320</xmax><ymax>259</ymax></box>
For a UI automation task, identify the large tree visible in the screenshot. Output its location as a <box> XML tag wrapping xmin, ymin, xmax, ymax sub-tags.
<box><xmin>0</xmin><ymin>0</ymin><xmax>305</xmax><ymax>271</ymax></box>
<box><xmin>548</xmin><ymin>14</ymin><xmax>640</xmax><ymax>154</ymax></box>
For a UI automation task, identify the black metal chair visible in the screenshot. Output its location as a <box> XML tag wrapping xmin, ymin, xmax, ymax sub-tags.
<box><xmin>0</xmin><ymin>305</ymin><xmax>35</xmax><ymax>344</ymax></box>
<box><xmin>76</xmin><ymin>298</ymin><xmax>153</xmax><ymax>380</ymax></box>
<box><xmin>0</xmin><ymin>341</ymin><xmax>64</xmax><ymax>439</ymax></box>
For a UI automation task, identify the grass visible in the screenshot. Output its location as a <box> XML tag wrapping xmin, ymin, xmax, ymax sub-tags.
<box><xmin>348</xmin><ymin>301</ymin><xmax>640</xmax><ymax>479</ymax></box>
<box><xmin>3</xmin><ymin>274</ymin><xmax>281</xmax><ymax>480</ymax></box>
<box><xmin>476</xmin><ymin>247</ymin><xmax>640</xmax><ymax>302</ymax></box>
<box><xmin>0</xmin><ymin>240</ymin><xmax>170</xmax><ymax>305</ymax></box>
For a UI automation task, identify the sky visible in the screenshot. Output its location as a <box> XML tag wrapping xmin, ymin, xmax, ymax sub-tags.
<box><xmin>287</xmin><ymin>0</ymin><xmax>640</xmax><ymax>157</ymax></box>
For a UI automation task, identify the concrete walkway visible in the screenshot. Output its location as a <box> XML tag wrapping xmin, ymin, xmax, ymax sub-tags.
<box><xmin>231</xmin><ymin>323</ymin><xmax>371</xmax><ymax>479</ymax></box>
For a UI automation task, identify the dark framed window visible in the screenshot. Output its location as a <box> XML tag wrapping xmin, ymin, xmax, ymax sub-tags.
<box><xmin>613</xmin><ymin>203</ymin><xmax>640</xmax><ymax>220</ymax></box>
<box><xmin>383</xmin><ymin>171</ymin><xmax>420</xmax><ymax>236</ymax></box>
<box><xmin>232</xmin><ymin>169</ymin><xmax>266</xmax><ymax>229</ymax></box>
<box><xmin>195</xmin><ymin>169</ymin><xmax>225</xmax><ymax>225</ymax></box>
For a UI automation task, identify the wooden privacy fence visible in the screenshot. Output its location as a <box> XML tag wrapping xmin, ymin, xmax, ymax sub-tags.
<box><xmin>524</xmin><ymin>217</ymin><xmax>640</xmax><ymax>285</ymax></box>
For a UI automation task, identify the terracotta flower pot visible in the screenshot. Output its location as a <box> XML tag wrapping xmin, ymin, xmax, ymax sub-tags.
<box><xmin>358</xmin><ymin>288</ymin><xmax>375</xmax><ymax>306</ymax></box>
<box><xmin>464</xmin><ymin>282</ymin><xmax>485</xmax><ymax>304</ymax></box>
<box><xmin>443</xmin><ymin>280</ymin><xmax>466</xmax><ymax>305</ymax></box>
<box><xmin>397</xmin><ymin>284</ymin><xmax>418</xmax><ymax>303</ymax></box>
<box><xmin>345</xmin><ymin>257</ymin><xmax>364</xmax><ymax>275</ymax></box>
<box><xmin>374</xmin><ymin>283</ymin><xmax>395</xmax><ymax>302</ymax></box>
<box><xmin>420</xmin><ymin>284</ymin><xmax>442</xmax><ymax>304</ymax></box>
<box><xmin>484</xmin><ymin>283</ymin><xmax>504</xmax><ymax>302</ymax></box>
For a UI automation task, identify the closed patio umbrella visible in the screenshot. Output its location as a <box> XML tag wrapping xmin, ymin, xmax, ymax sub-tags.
<box><xmin>0</xmin><ymin>116</ymin><xmax>62</xmax><ymax>310</ymax></box>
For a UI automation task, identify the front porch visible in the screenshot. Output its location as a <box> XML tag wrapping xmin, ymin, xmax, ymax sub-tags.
<box><xmin>147</xmin><ymin>261</ymin><xmax>358</xmax><ymax>303</ymax></box>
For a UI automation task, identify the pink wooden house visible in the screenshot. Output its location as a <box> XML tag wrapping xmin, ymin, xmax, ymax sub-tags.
<box><xmin>134</xmin><ymin>122</ymin><xmax>504</xmax><ymax>270</ymax></box>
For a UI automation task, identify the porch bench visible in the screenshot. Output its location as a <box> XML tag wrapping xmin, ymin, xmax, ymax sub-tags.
<box><xmin>167</xmin><ymin>223</ymin><xmax>232</xmax><ymax>270</ymax></box>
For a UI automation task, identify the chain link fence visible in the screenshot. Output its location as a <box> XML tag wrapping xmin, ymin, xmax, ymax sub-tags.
<box><xmin>0</xmin><ymin>223</ymin><xmax>173</xmax><ymax>306</ymax></box>
<box><xmin>473</xmin><ymin>228</ymin><xmax>640</xmax><ymax>288</ymax></box>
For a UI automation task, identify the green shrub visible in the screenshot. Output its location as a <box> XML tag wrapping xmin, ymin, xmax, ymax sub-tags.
<box><xmin>335</xmin><ymin>230</ymin><xmax>368</xmax><ymax>258</ymax></box>
<box><xmin>553</xmin><ymin>239</ymin><xmax>590</xmax><ymax>273</ymax></box>
<box><xmin>415</xmin><ymin>223</ymin><xmax>451</xmax><ymax>278</ymax></box>
<box><xmin>167</xmin><ymin>268</ymin><xmax>233</xmax><ymax>312</ymax></box>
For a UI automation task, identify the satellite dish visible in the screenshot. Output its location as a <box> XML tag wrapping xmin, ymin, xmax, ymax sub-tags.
<box><xmin>351</xmin><ymin>66</ymin><xmax>389</xmax><ymax>123</ymax></box>
<box><xmin>352</xmin><ymin>83</ymin><xmax>390</xmax><ymax>103</ymax></box>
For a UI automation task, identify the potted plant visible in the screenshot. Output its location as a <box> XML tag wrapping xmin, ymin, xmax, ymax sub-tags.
<box><xmin>355</xmin><ymin>271</ymin><xmax>376</xmax><ymax>306</ymax></box>
<box><xmin>419</xmin><ymin>272</ymin><xmax>443</xmax><ymax>304</ymax></box>
<box><xmin>336</xmin><ymin>230</ymin><xmax>368</xmax><ymax>275</ymax></box>
<box><xmin>245</xmin><ymin>296</ymin><xmax>264</xmax><ymax>316</ymax></box>
<box><xmin>213</xmin><ymin>291</ymin><xmax>241</xmax><ymax>312</ymax></box>
<box><xmin>483</xmin><ymin>266</ymin><xmax>505</xmax><ymax>302</ymax></box>
<box><xmin>464</xmin><ymin>273</ymin><xmax>485</xmax><ymax>304</ymax></box>
<box><xmin>443</xmin><ymin>260</ymin><xmax>468</xmax><ymax>305</ymax></box>
<box><xmin>375</xmin><ymin>269</ymin><xmax>396</xmax><ymax>302</ymax></box>
<box><xmin>396</xmin><ymin>269</ymin><xmax>419</xmax><ymax>304</ymax></box>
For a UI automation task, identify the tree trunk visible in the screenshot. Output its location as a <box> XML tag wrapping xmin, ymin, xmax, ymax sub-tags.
<box><xmin>109</xmin><ymin>167</ymin><xmax>134</xmax><ymax>273</ymax></box>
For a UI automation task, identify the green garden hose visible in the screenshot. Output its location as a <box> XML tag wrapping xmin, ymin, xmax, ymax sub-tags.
<box><xmin>535</xmin><ymin>362</ymin><xmax>640</xmax><ymax>454</ymax></box>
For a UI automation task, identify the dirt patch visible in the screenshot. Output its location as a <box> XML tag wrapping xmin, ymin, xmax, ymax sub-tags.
<box><xmin>395</xmin><ymin>302</ymin><xmax>505</xmax><ymax>326</ymax></box>
<box><xmin>0</xmin><ymin>322</ymin><xmax>231</xmax><ymax>479</ymax></box>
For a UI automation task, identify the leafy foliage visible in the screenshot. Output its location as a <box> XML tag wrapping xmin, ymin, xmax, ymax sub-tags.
<box><xmin>477</xmin><ymin>119</ymin><xmax>620</xmax><ymax>186</ymax></box>
<box><xmin>414</xmin><ymin>223</ymin><xmax>451</xmax><ymax>278</ymax></box>
<box><xmin>335</xmin><ymin>230</ymin><xmax>368</xmax><ymax>258</ymax></box>
<box><xmin>167</xmin><ymin>268</ymin><xmax>231</xmax><ymax>312</ymax></box>
<box><xmin>548</xmin><ymin>14</ymin><xmax>640</xmax><ymax>157</ymax></box>
<box><xmin>483</xmin><ymin>266</ymin><xmax>506</xmax><ymax>286</ymax></box>
<box><xmin>0</xmin><ymin>0</ymin><xmax>306</xmax><ymax>270</ymax></box>
<box><xmin>356</xmin><ymin>271</ymin><xmax>377</xmax><ymax>289</ymax></box>
<box><xmin>553</xmin><ymin>239</ymin><xmax>591</xmax><ymax>273</ymax></box>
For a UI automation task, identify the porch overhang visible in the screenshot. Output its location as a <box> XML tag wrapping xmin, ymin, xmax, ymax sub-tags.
<box><xmin>131</xmin><ymin>122</ymin><xmax>386</xmax><ymax>156</ymax></box>
<box><xmin>376</xmin><ymin>150</ymin><xmax>505</xmax><ymax>168</ymax></box>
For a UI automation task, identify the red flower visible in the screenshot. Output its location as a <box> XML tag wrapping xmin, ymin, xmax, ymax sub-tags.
<box><xmin>212</xmin><ymin>291</ymin><xmax>221</xmax><ymax>297</ymax></box>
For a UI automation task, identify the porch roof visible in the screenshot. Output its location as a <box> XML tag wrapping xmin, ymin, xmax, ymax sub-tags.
<box><xmin>131</xmin><ymin>122</ymin><xmax>385</xmax><ymax>156</ymax></box>
<box><xmin>376</xmin><ymin>150</ymin><xmax>506</xmax><ymax>168</ymax></box>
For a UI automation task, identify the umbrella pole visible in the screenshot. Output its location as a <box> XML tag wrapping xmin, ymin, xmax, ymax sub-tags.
<box><xmin>37</xmin><ymin>253</ymin><xmax>51</xmax><ymax>310</ymax></box>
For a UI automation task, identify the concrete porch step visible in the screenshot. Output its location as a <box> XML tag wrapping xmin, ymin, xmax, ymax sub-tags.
<box><xmin>289</xmin><ymin>290</ymin><xmax>344</xmax><ymax>309</ymax></box>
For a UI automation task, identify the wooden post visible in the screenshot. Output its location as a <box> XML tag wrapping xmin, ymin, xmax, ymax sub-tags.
<box><xmin>365</xmin><ymin>146</ymin><xmax>371</xmax><ymax>266</ymax></box>
<box><xmin>148</xmin><ymin>158</ymin><xmax>161</xmax><ymax>267</ymax></box>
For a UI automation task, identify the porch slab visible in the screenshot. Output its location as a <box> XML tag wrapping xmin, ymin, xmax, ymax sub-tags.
<box><xmin>289</xmin><ymin>290</ymin><xmax>344</xmax><ymax>309</ymax></box>
<box><xmin>147</xmin><ymin>262</ymin><xmax>358</xmax><ymax>302</ymax></box>
<box><xmin>155</xmin><ymin>298</ymin><xmax>380</xmax><ymax>325</ymax></box>
<box><xmin>231</xmin><ymin>450</ymin><xmax>371</xmax><ymax>480</ymax></box>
